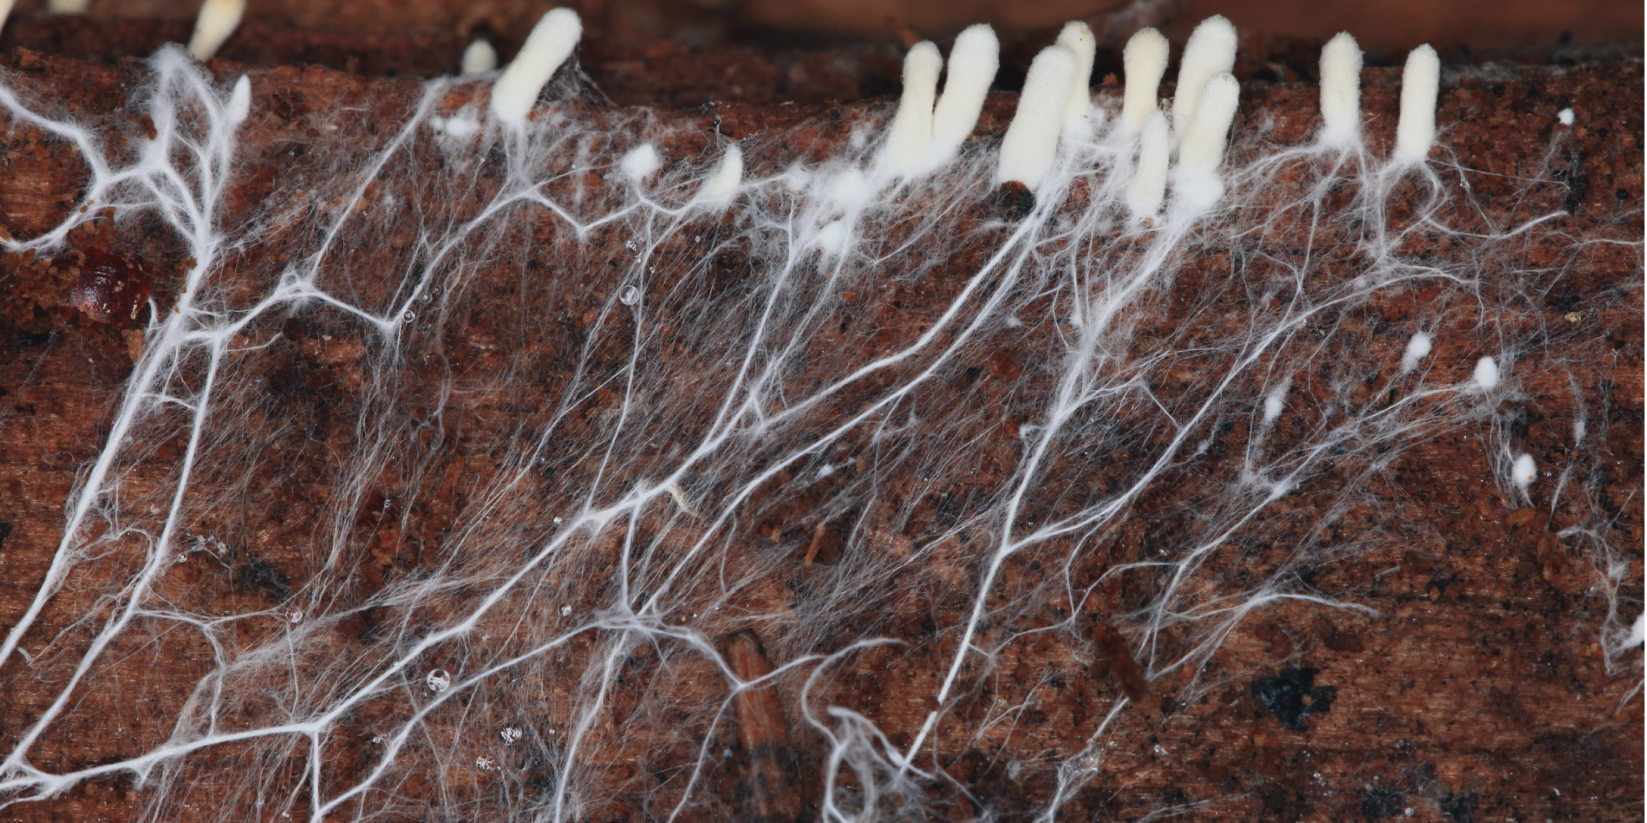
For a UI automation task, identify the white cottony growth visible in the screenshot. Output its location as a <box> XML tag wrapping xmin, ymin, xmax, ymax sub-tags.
<box><xmin>0</xmin><ymin>31</ymin><xmax>1632</xmax><ymax>823</ymax></box>
<box><xmin>1473</xmin><ymin>355</ymin><xmax>1500</xmax><ymax>391</ymax></box>
<box><xmin>1401</xmin><ymin>331</ymin><xmax>1432</xmax><ymax>373</ymax></box>
<box><xmin>696</xmin><ymin>143</ymin><xmax>743</xmax><ymax>204</ymax></box>
<box><xmin>491</xmin><ymin>7</ymin><xmax>583</xmax><ymax>127</ymax></box>
<box><xmin>1170</xmin><ymin>15</ymin><xmax>1238</xmax><ymax>141</ymax></box>
<box><xmin>1120</xmin><ymin>27</ymin><xmax>1170</xmax><ymax>135</ymax></box>
<box><xmin>1511</xmin><ymin>453</ymin><xmax>1537</xmax><ymax>491</ymax></box>
<box><xmin>996</xmin><ymin>44</ymin><xmax>1078</xmax><ymax>191</ymax></box>
<box><xmin>1629</xmin><ymin>614</ymin><xmax>1646</xmax><ymax>647</ymax></box>
<box><xmin>878</xmin><ymin>41</ymin><xmax>942</xmax><ymax>176</ymax></box>
<box><xmin>462</xmin><ymin>38</ymin><xmax>499</xmax><ymax>75</ymax></box>
<box><xmin>186</xmin><ymin>0</ymin><xmax>246</xmax><ymax>61</ymax></box>
<box><xmin>1395</xmin><ymin>44</ymin><xmax>1441</xmax><ymax>163</ymax></box>
<box><xmin>621</xmin><ymin>143</ymin><xmax>663</xmax><ymax>181</ymax></box>
<box><xmin>1318</xmin><ymin>32</ymin><xmax>1363</xmax><ymax>146</ymax></box>
<box><xmin>1173</xmin><ymin>72</ymin><xmax>1240</xmax><ymax>209</ymax></box>
<box><xmin>227</xmin><ymin>75</ymin><xmax>251</xmax><ymax>126</ymax></box>
<box><xmin>1126</xmin><ymin>110</ymin><xmax>1169</xmax><ymax>219</ymax></box>
<box><xmin>1557</xmin><ymin>107</ymin><xmax>1574</xmax><ymax>126</ymax></box>
<box><xmin>1055</xmin><ymin>21</ymin><xmax>1096</xmax><ymax>131</ymax></box>
<box><xmin>926</xmin><ymin>23</ymin><xmax>999</xmax><ymax>166</ymax></box>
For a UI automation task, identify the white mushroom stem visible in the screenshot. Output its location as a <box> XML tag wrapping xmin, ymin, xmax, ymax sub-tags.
<box><xmin>1394</xmin><ymin>44</ymin><xmax>1441</xmax><ymax>163</ymax></box>
<box><xmin>1126</xmin><ymin>111</ymin><xmax>1170</xmax><ymax>219</ymax></box>
<box><xmin>462</xmin><ymin>39</ymin><xmax>499</xmax><ymax>75</ymax></box>
<box><xmin>1170</xmin><ymin>15</ymin><xmax>1237</xmax><ymax>141</ymax></box>
<box><xmin>187</xmin><ymin>0</ymin><xmax>247</xmax><ymax>61</ymax></box>
<box><xmin>927</xmin><ymin>23</ymin><xmax>1000</xmax><ymax>165</ymax></box>
<box><xmin>1318</xmin><ymin>32</ymin><xmax>1363</xmax><ymax>145</ymax></box>
<box><xmin>996</xmin><ymin>45</ymin><xmax>1078</xmax><ymax>192</ymax></box>
<box><xmin>879</xmin><ymin>41</ymin><xmax>942</xmax><ymax>176</ymax></box>
<box><xmin>1055</xmin><ymin>21</ymin><xmax>1096</xmax><ymax>129</ymax></box>
<box><xmin>227</xmin><ymin>75</ymin><xmax>251</xmax><ymax>126</ymax></box>
<box><xmin>1119</xmin><ymin>28</ymin><xmax>1169</xmax><ymax>135</ymax></box>
<box><xmin>491</xmin><ymin>8</ymin><xmax>583</xmax><ymax>128</ymax></box>
<box><xmin>1177</xmin><ymin>72</ymin><xmax>1240</xmax><ymax>179</ymax></box>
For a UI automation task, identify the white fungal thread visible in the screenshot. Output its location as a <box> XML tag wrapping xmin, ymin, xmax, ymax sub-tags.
<box><xmin>0</xmin><ymin>22</ymin><xmax>1633</xmax><ymax>823</ymax></box>
<box><xmin>1394</xmin><ymin>44</ymin><xmax>1441</xmax><ymax>163</ymax></box>
<box><xmin>995</xmin><ymin>44</ymin><xmax>1078</xmax><ymax>191</ymax></box>
<box><xmin>1119</xmin><ymin>27</ymin><xmax>1170</xmax><ymax>135</ymax></box>
<box><xmin>878</xmin><ymin>41</ymin><xmax>942</xmax><ymax>177</ymax></box>
<box><xmin>490</xmin><ymin>7</ymin><xmax>583</xmax><ymax>128</ymax></box>
<box><xmin>186</xmin><ymin>0</ymin><xmax>247</xmax><ymax>61</ymax></box>
<box><xmin>462</xmin><ymin>39</ymin><xmax>499</xmax><ymax>76</ymax></box>
<box><xmin>1170</xmin><ymin>15</ymin><xmax>1238</xmax><ymax>142</ymax></box>
<box><xmin>1317</xmin><ymin>32</ymin><xmax>1363</xmax><ymax>146</ymax></box>
<box><xmin>1055</xmin><ymin>21</ymin><xmax>1097</xmax><ymax>132</ymax></box>
<box><xmin>926</xmin><ymin>23</ymin><xmax>999</xmax><ymax>167</ymax></box>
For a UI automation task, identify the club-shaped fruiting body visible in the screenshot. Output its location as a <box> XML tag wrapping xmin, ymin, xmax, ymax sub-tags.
<box><xmin>926</xmin><ymin>24</ymin><xmax>999</xmax><ymax>166</ymax></box>
<box><xmin>1318</xmin><ymin>32</ymin><xmax>1363</xmax><ymax>146</ymax></box>
<box><xmin>878</xmin><ymin>41</ymin><xmax>942</xmax><ymax>176</ymax></box>
<box><xmin>187</xmin><ymin>0</ymin><xmax>247</xmax><ymax>61</ymax></box>
<box><xmin>463</xmin><ymin>39</ymin><xmax>499</xmax><ymax>75</ymax></box>
<box><xmin>1400</xmin><ymin>331</ymin><xmax>1432</xmax><ymax>373</ymax></box>
<box><xmin>1055</xmin><ymin>21</ymin><xmax>1096</xmax><ymax>130</ymax></box>
<box><xmin>1472</xmin><ymin>355</ymin><xmax>1500</xmax><ymax>391</ymax></box>
<box><xmin>0</xmin><ymin>0</ymin><xmax>14</xmax><ymax>37</ymax></box>
<box><xmin>621</xmin><ymin>144</ymin><xmax>662</xmax><ymax>182</ymax></box>
<box><xmin>697</xmin><ymin>143</ymin><xmax>744</xmax><ymax>205</ymax></box>
<box><xmin>996</xmin><ymin>44</ymin><xmax>1078</xmax><ymax>192</ymax></box>
<box><xmin>1170</xmin><ymin>15</ymin><xmax>1238</xmax><ymax>142</ymax></box>
<box><xmin>1120</xmin><ymin>28</ymin><xmax>1169</xmax><ymax>135</ymax></box>
<box><xmin>1394</xmin><ymin>44</ymin><xmax>1441</xmax><ymax>163</ymax></box>
<box><xmin>491</xmin><ymin>8</ymin><xmax>583</xmax><ymax>128</ymax></box>
<box><xmin>1173</xmin><ymin>72</ymin><xmax>1240</xmax><ymax>207</ymax></box>
<box><xmin>1511</xmin><ymin>453</ymin><xmax>1537</xmax><ymax>491</ymax></box>
<box><xmin>227</xmin><ymin>75</ymin><xmax>251</xmax><ymax>126</ymax></box>
<box><xmin>1126</xmin><ymin>110</ymin><xmax>1169</xmax><ymax>219</ymax></box>
<box><xmin>46</xmin><ymin>0</ymin><xmax>90</xmax><ymax>13</ymax></box>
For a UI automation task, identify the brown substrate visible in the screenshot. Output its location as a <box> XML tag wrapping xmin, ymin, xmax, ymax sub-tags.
<box><xmin>0</xmin><ymin>19</ymin><xmax>1642</xmax><ymax>823</ymax></box>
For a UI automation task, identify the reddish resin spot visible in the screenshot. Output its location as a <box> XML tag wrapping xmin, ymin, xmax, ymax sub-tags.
<box><xmin>67</xmin><ymin>250</ymin><xmax>151</xmax><ymax>325</ymax></box>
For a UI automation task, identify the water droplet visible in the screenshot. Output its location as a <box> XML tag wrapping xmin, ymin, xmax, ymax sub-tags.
<box><xmin>501</xmin><ymin>727</ymin><xmax>523</xmax><ymax>744</ymax></box>
<box><xmin>402</xmin><ymin>309</ymin><xmax>416</xmax><ymax>322</ymax></box>
<box><xmin>426</xmin><ymin>669</ymin><xmax>451</xmax><ymax>692</ymax></box>
<box><xmin>619</xmin><ymin>286</ymin><xmax>640</xmax><ymax>306</ymax></box>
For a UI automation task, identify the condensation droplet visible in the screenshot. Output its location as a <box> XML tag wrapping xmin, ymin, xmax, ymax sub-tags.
<box><xmin>501</xmin><ymin>726</ymin><xmax>523</xmax><ymax>744</ymax></box>
<box><xmin>426</xmin><ymin>669</ymin><xmax>451</xmax><ymax>692</ymax></box>
<box><xmin>619</xmin><ymin>286</ymin><xmax>640</xmax><ymax>306</ymax></box>
<box><xmin>402</xmin><ymin>309</ymin><xmax>416</xmax><ymax>322</ymax></box>
<box><xmin>559</xmin><ymin>605</ymin><xmax>573</xmax><ymax>616</ymax></box>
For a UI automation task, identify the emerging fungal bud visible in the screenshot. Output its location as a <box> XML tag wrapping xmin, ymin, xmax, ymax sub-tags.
<box><xmin>996</xmin><ymin>44</ymin><xmax>1078</xmax><ymax>192</ymax></box>
<box><xmin>491</xmin><ymin>8</ymin><xmax>583</xmax><ymax>128</ymax></box>
<box><xmin>1472</xmin><ymin>355</ymin><xmax>1500</xmax><ymax>392</ymax></box>
<box><xmin>1511</xmin><ymin>453</ymin><xmax>1537</xmax><ymax>492</ymax></box>
<box><xmin>879</xmin><ymin>41</ymin><xmax>942</xmax><ymax>177</ymax></box>
<box><xmin>1394</xmin><ymin>44</ymin><xmax>1441</xmax><ymax>163</ymax></box>
<box><xmin>1055</xmin><ymin>21</ymin><xmax>1096</xmax><ymax>131</ymax></box>
<box><xmin>227</xmin><ymin>75</ymin><xmax>251</xmax><ymax>126</ymax></box>
<box><xmin>1120</xmin><ymin>28</ymin><xmax>1170</xmax><ymax>136</ymax></box>
<box><xmin>187</xmin><ymin>0</ymin><xmax>247</xmax><ymax>61</ymax></box>
<box><xmin>1400</xmin><ymin>331</ymin><xmax>1432</xmax><ymax>374</ymax></box>
<box><xmin>1317</xmin><ymin>32</ymin><xmax>1363</xmax><ymax>146</ymax></box>
<box><xmin>621</xmin><ymin>143</ymin><xmax>662</xmax><ymax>182</ymax></box>
<box><xmin>926</xmin><ymin>24</ymin><xmax>999</xmax><ymax>167</ymax></box>
<box><xmin>1170</xmin><ymin>15</ymin><xmax>1238</xmax><ymax>143</ymax></box>
<box><xmin>1173</xmin><ymin>72</ymin><xmax>1240</xmax><ymax>208</ymax></box>
<box><xmin>697</xmin><ymin>143</ymin><xmax>744</xmax><ymax>206</ymax></box>
<box><xmin>463</xmin><ymin>39</ymin><xmax>499</xmax><ymax>76</ymax></box>
<box><xmin>1126</xmin><ymin>110</ymin><xmax>1169</xmax><ymax>220</ymax></box>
